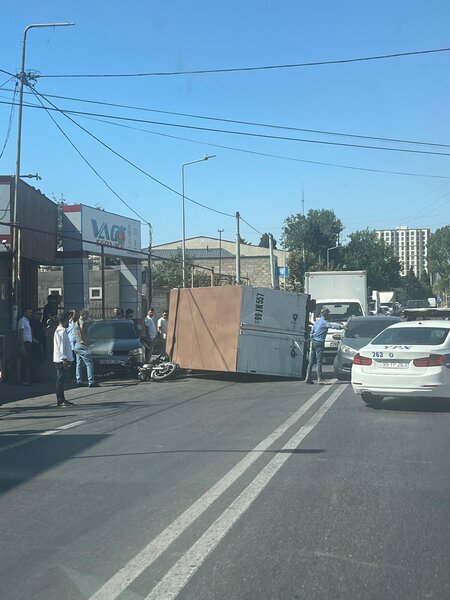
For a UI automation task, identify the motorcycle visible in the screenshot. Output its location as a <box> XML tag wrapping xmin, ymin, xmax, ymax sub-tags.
<box><xmin>137</xmin><ymin>354</ymin><xmax>179</xmax><ymax>382</ymax></box>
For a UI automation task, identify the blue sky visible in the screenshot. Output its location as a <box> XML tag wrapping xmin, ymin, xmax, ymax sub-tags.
<box><xmin>1</xmin><ymin>1</ymin><xmax>450</xmax><ymax>248</ymax></box>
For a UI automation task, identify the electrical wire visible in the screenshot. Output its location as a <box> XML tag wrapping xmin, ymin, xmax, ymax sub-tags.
<box><xmin>30</xmin><ymin>87</ymin><xmax>235</xmax><ymax>219</ymax></box>
<box><xmin>7</xmin><ymin>94</ymin><xmax>450</xmax><ymax>158</ymax></box>
<box><xmin>0</xmin><ymin>68</ymin><xmax>15</xmax><ymax>78</ymax></box>
<box><xmin>0</xmin><ymin>81</ymin><xmax>18</xmax><ymax>160</ymax></box>
<box><xmin>34</xmin><ymin>46</ymin><xmax>450</xmax><ymax>78</ymax></box>
<box><xmin>78</xmin><ymin>113</ymin><xmax>450</xmax><ymax>180</ymax></box>
<box><xmin>29</xmin><ymin>89</ymin><xmax>148</xmax><ymax>224</ymax></box>
<box><xmin>240</xmin><ymin>216</ymin><xmax>263</xmax><ymax>236</ymax></box>
<box><xmin>8</xmin><ymin>87</ymin><xmax>450</xmax><ymax>150</ymax></box>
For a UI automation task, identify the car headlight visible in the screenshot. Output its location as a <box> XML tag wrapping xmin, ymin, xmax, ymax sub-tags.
<box><xmin>340</xmin><ymin>344</ymin><xmax>357</xmax><ymax>356</ymax></box>
<box><xmin>129</xmin><ymin>348</ymin><xmax>144</xmax><ymax>356</ymax></box>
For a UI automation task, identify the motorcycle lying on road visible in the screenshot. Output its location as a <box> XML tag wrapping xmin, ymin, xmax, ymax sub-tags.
<box><xmin>137</xmin><ymin>354</ymin><xmax>180</xmax><ymax>382</ymax></box>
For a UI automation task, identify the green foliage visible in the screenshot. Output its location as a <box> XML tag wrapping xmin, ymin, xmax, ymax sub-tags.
<box><xmin>402</xmin><ymin>268</ymin><xmax>428</xmax><ymax>300</ymax></box>
<box><xmin>283</xmin><ymin>209</ymin><xmax>343</xmax><ymax>287</ymax></box>
<box><xmin>258</xmin><ymin>233</ymin><xmax>277</xmax><ymax>249</ymax></box>
<box><xmin>342</xmin><ymin>229</ymin><xmax>401</xmax><ymax>291</ymax></box>
<box><xmin>428</xmin><ymin>226</ymin><xmax>450</xmax><ymax>295</ymax></box>
<box><xmin>152</xmin><ymin>249</ymin><xmax>212</xmax><ymax>288</ymax></box>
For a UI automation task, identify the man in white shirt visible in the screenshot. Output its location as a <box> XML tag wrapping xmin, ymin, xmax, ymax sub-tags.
<box><xmin>53</xmin><ymin>312</ymin><xmax>75</xmax><ymax>407</ymax></box>
<box><xmin>144</xmin><ymin>307</ymin><xmax>157</xmax><ymax>361</ymax></box>
<box><xmin>157</xmin><ymin>310</ymin><xmax>169</xmax><ymax>355</ymax></box>
<box><xmin>18</xmin><ymin>307</ymin><xmax>34</xmax><ymax>385</ymax></box>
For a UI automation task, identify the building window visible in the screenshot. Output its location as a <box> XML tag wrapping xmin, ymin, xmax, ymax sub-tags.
<box><xmin>89</xmin><ymin>287</ymin><xmax>103</xmax><ymax>300</ymax></box>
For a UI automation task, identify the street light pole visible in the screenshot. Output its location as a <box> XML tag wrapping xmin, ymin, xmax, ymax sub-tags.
<box><xmin>11</xmin><ymin>22</ymin><xmax>74</xmax><ymax>328</ymax></box>
<box><xmin>327</xmin><ymin>245</ymin><xmax>340</xmax><ymax>269</ymax></box>
<box><xmin>181</xmin><ymin>154</ymin><xmax>216</xmax><ymax>288</ymax></box>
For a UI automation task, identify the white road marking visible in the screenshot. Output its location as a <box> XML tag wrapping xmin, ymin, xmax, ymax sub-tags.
<box><xmin>0</xmin><ymin>420</ymin><xmax>85</xmax><ymax>453</ymax></box>
<box><xmin>89</xmin><ymin>384</ymin><xmax>338</xmax><ymax>600</ymax></box>
<box><xmin>145</xmin><ymin>385</ymin><xmax>347</xmax><ymax>600</ymax></box>
<box><xmin>58</xmin><ymin>420</ymin><xmax>85</xmax><ymax>430</ymax></box>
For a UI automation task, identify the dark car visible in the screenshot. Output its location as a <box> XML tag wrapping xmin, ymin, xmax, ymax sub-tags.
<box><xmin>88</xmin><ymin>319</ymin><xmax>145</xmax><ymax>376</ymax></box>
<box><xmin>333</xmin><ymin>315</ymin><xmax>401</xmax><ymax>380</ymax></box>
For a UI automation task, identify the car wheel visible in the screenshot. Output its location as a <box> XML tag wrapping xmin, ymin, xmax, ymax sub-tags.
<box><xmin>362</xmin><ymin>392</ymin><xmax>383</xmax><ymax>405</ymax></box>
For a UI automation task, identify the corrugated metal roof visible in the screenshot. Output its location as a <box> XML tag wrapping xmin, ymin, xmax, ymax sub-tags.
<box><xmin>152</xmin><ymin>248</ymin><xmax>235</xmax><ymax>260</ymax></box>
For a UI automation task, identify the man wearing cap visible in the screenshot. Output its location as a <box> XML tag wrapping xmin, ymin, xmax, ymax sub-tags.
<box><xmin>305</xmin><ymin>308</ymin><xmax>343</xmax><ymax>384</ymax></box>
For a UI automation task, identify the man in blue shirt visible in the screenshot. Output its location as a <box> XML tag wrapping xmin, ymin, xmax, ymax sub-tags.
<box><xmin>305</xmin><ymin>307</ymin><xmax>343</xmax><ymax>384</ymax></box>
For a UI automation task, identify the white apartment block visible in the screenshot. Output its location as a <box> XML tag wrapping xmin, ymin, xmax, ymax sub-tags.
<box><xmin>375</xmin><ymin>226</ymin><xmax>430</xmax><ymax>277</ymax></box>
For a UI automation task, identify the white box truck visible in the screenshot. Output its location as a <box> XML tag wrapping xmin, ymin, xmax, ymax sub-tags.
<box><xmin>166</xmin><ymin>286</ymin><xmax>311</xmax><ymax>378</ymax></box>
<box><xmin>304</xmin><ymin>271</ymin><xmax>368</xmax><ymax>359</ymax></box>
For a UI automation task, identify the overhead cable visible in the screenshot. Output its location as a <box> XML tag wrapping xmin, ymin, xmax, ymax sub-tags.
<box><xmin>0</xmin><ymin>81</ymin><xmax>18</xmax><ymax>160</ymax></box>
<box><xmin>79</xmin><ymin>113</ymin><xmax>450</xmax><ymax>180</ymax></box>
<box><xmin>8</xmin><ymin>87</ymin><xmax>450</xmax><ymax>149</ymax></box>
<box><xmin>30</xmin><ymin>87</ymin><xmax>234</xmax><ymax>219</ymax></box>
<box><xmin>33</xmin><ymin>46</ymin><xmax>450</xmax><ymax>78</ymax></box>
<box><xmin>2</xmin><ymin>96</ymin><xmax>450</xmax><ymax>157</ymax></box>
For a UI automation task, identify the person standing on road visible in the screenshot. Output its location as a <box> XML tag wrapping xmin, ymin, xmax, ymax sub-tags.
<box><xmin>53</xmin><ymin>312</ymin><xmax>75</xmax><ymax>407</ymax></box>
<box><xmin>305</xmin><ymin>307</ymin><xmax>343</xmax><ymax>384</ymax></box>
<box><xmin>113</xmin><ymin>307</ymin><xmax>124</xmax><ymax>319</ymax></box>
<box><xmin>157</xmin><ymin>309</ymin><xmax>169</xmax><ymax>355</ymax></box>
<box><xmin>67</xmin><ymin>309</ymin><xmax>79</xmax><ymax>382</ymax></box>
<box><xmin>144</xmin><ymin>307</ymin><xmax>157</xmax><ymax>361</ymax></box>
<box><xmin>18</xmin><ymin>308</ymin><xmax>34</xmax><ymax>385</ymax></box>
<box><xmin>73</xmin><ymin>309</ymin><xmax>100</xmax><ymax>388</ymax></box>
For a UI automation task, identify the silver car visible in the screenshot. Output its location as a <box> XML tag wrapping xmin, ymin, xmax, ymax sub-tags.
<box><xmin>333</xmin><ymin>315</ymin><xmax>401</xmax><ymax>380</ymax></box>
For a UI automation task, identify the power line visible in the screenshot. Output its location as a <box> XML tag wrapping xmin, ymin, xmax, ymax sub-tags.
<box><xmin>78</xmin><ymin>113</ymin><xmax>450</xmax><ymax>180</ymax></box>
<box><xmin>2</xmin><ymin>96</ymin><xmax>450</xmax><ymax>158</ymax></box>
<box><xmin>30</xmin><ymin>87</ymin><xmax>235</xmax><ymax>219</ymax></box>
<box><xmin>8</xmin><ymin>87</ymin><xmax>450</xmax><ymax>150</ymax></box>
<box><xmin>33</xmin><ymin>46</ymin><xmax>450</xmax><ymax>78</ymax></box>
<box><xmin>240</xmin><ymin>216</ymin><xmax>263</xmax><ymax>237</ymax></box>
<box><xmin>0</xmin><ymin>81</ymin><xmax>18</xmax><ymax>160</ymax></box>
<box><xmin>29</xmin><ymin>89</ymin><xmax>149</xmax><ymax>224</ymax></box>
<box><xmin>0</xmin><ymin>68</ymin><xmax>15</xmax><ymax>78</ymax></box>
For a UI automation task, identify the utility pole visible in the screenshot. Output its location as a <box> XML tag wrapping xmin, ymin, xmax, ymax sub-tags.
<box><xmin>235</xmin><ymin>212</ymin><xmax>241</xmax><ymax>285</ymax></box>
<box><xmin>217</xmin><ymin>228</ymin><xmax>224</xmax><ymax>277</ymax></box>
<box><xmin>11</xmin><ymin>22</ymin><xmax>74</xmax><ymax>328</ymax></box>
<box><xmin>301</xmin><ymin>186</ymin><xmax>306</xmax><ymax>271</ymax></box>
<box><xmin>269</xmin><ymin>234</ymin><xmax>275</xmax><ymax>288</ymax></box>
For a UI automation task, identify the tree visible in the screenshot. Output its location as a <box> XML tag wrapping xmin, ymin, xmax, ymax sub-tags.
<box><xmin>342</xmin><ymin>229</ymin><xmax>401</xmax><ymax>291</ymax></box>
<box><xmin>282</xmin><ymin>209</ymin><xmax>344</xmax><ymax>288</ymax></box>
<box><xmin>419</xmin><ymin>269</ymin><xmax>433</xmax><ymax>298</ymax></box>
<box><xmin>427</xmin><ymin>226</ymin><xmax>450</xmax><ymax>295</ymax></box>
<box><xmin>258</xmin><ymin>233</ymin><xmax>277</xmax><ymax>249</ymax></box>
<box><xmin>403</xmin><ymin>268</ymin><xmax>425</xmax><ymax>299</ymax></box>
<box><xmin>152</xmin><ymin>249</ymin><xmax>212</xmax><ymax>288</ymax></box>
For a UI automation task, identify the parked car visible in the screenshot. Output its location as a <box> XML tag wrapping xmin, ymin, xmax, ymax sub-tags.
<box><xmin>333</xmin><ymin>315</ymin><xmax>401</xmax><ymax>380</ymax></box>
<box><xmin>88</xmin><ymin>319</ymin><xmax>145</xmax><ymax>376</ymax></box>
<box><xmin>351</xmin><ymin>320</ymin><xmax>450</xmax><ymax>405</ymax></box>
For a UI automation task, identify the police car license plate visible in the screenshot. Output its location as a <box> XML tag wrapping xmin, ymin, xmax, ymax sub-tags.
<box><xmin>381</xmin><ymin>361</ymin><xmax>408</xmax><ymax>369</ymax></box>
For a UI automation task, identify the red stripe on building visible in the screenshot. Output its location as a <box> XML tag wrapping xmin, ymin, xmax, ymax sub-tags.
<box><xmin>62</xmin><ymin>204</ymin><xmax>81</xmax><ymax>212</ymax></box>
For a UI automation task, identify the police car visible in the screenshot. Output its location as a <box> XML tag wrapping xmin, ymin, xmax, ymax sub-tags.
<box><xmin>351</xmin><ymin>319</ymin><xmax>450</xmax><ymax>405</ymax></box>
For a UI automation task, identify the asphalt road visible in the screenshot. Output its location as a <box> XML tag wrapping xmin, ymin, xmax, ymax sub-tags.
<box><xmin>1</xmin><ymin>369</ymin><xmax>449</xmax><ymax>600</ymax></box>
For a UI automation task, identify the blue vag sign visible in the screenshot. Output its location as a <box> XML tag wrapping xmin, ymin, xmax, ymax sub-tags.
<box><xmin>277</xmin><ymin>266</ymin><xmax>289</xmax><ymax>277</ymax></box>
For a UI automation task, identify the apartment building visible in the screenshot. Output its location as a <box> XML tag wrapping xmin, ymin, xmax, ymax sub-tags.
<box><xmin>375</xmin><ymin>226</ymin><xmax>430</xmax><ymax>277</ymax></box>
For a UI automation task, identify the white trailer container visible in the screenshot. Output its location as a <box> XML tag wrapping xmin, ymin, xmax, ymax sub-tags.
<box><xmin>304</xmin><ymin>270</ymin><xmax>368</xmax><ymax>359</ymax></box>
<box><xmin>166</xmin><ymin>286</ymin><xmax>310</xmax><ymax>378</ymax></box>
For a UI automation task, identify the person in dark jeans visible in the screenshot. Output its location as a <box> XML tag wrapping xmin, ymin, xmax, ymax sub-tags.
<box><xmin>53</xmin><ymin>313</ymin><xmax>75</xmax><ymax>407</ymax></box>
<box><xmin>31</xmin><ymin>309</ymin><xmax>47</xmax><ymax>381</ymax></box>
<box><xmin>305</xmin><ymin>307</ymin><xmax>343</xmax><ymax>384</ymax></box>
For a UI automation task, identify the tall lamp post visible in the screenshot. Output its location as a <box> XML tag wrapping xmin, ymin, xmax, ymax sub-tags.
<box><xmin>327</xmin><ymin>245</ymin><xmax>340</xmax><ymax>269</ymax></box>
<box><xmin>11</xmin><ymin>22</ymin><xmax>74</xmax><ymax>328</ymax></box>
<box><xmin>181</xmin><ymin>154</ymin><xmax>215</xmax><ymax>288</ymax></box>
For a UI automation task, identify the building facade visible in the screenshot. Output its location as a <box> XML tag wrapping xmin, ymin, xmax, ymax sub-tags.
<box><xmin>376</xmin><ymin>226</ymin><xmax>430</xmax><ymax>277</ymax></box>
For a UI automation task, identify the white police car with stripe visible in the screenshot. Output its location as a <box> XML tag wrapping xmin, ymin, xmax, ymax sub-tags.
<box><xmin>351</xmin><ymin>320</ymin><xmax>450</xmax><ymax>404</ymax></box>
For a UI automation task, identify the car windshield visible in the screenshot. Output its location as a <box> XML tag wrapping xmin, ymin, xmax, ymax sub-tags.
<box><xmin>372</xmin><ymin>327</ymin><xmax>450</xmax><ymax>346</ymax></box>
<box><xmin>315</xmin><ymin>302</ymin><xmax>363</xmax><ymax>320</ymax></box>
<box><xmin>88</xmin><ymin>321</ymin><xmax>139</xmax><ymax>340</ymax></box>
<box><xmin>346</xmin><ymin>319</ymin><xmax>398</xmax><ymax>339</ymax></box>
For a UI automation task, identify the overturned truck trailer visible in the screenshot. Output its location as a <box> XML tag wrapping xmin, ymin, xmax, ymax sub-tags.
<box><xmin>166</xmin><ymin>286</ymin><xmax>311</xmax><ymax>378</ymax></box>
